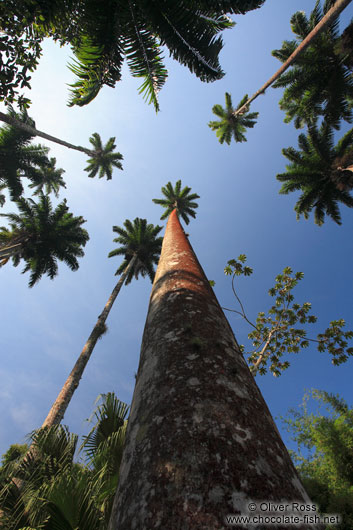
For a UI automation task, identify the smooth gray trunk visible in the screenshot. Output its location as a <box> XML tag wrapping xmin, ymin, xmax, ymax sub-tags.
<box><xmin>42</xmin><ymin>255</ymin><xmax>137</xmax><ymax>427</ymax></box>
<box><xmin>0</xmin><ymin>111</ymin><xmax>93</xmax><ymax>157</ymax></box>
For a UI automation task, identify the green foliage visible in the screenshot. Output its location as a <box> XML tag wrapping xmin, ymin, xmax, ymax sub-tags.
<box><xmin>108</xmin><ymin>217</ymin><xmax>163</xmax><ymax>284</ymax></box>
<box><xmin>277</xmin><ymin>122</ymin><xmax>353</xmax><ymax>225</ymax></box>
<box><xmin>28</xmin><ymin>156</ymin><xmax>66</xmax><ymax>197</ymax></box>
<box><xmin>208</xmin><ymin>92</ymin><xmax>259</xmax><ymax>144</ymax></box>
<box><xmin>65</xmin><ymin>2</ymin><xmax>264</xmax><ymax>110</ymax></box>
<box><xmin>0</xmin><ymin>444</ymin><xmax>28</xmax><ymax>475</ymax></box>
<box><xmin>0</xmin><ymin>105</ymin><xmax>66</xmax><ymax>203</ymax></box>
<box><xmin>272</xmin><ymin>0</ymin><xmax>353</xmax><ymax>129</ymax></box>
<box><xmin>0</xmin><ymin>392</ymin><xmax>128</xmax><ymax>529</ymax></box>
<box><xmin>224</xmin><ymin>254</ymin><xmax>253</xmax><ymax>276</ymax></box>
<box><xmin>84</xmin><ymin>133</ymin><xmax>123</xmax><ymax>180</ymax></box>
<box><xmin>1</xmin><ymin>1</ymin><xmax>264</xmax><ymax>110</ymax></box>
<box><xmin>282</xmin><ymin>390</ymin><xmax>353</xmax><ymax>529</ymax></box>
<box><xmin>0</xmin><ymin>1</ymin><xmax>42</xmax><ymax>109</ymax></box>
<box><xmin>152</xmin><ymin>180</ymin><xmax>200</xmax><ymax>225</ymax></box>
<box><xmin>0</xmin><ymin>194</ymin><xmax>89</xmax><ymax>286</ymax></box>
<box><xmin>224</xmin><ymin>256</ymin><xmax>353</xmax><ymax>376</ymax></box>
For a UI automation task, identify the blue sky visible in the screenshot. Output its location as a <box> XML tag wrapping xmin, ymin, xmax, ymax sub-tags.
<box><xmin>0</xmin><ymin>0</ymin><xmax>352</xmax><ymax>457</ymax></box>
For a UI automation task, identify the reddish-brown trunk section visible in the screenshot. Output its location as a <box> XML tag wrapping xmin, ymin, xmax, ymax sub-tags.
<box><xmin>109</xmin><ymin>210</ymin><xmax>314</xmax><ymax>530</ymax></box>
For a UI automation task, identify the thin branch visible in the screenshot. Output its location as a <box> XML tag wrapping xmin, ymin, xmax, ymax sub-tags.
<box><xmin>231</xmin><ymin>273</ymin><xmax>257</xmax><ymax>330</ymax></box>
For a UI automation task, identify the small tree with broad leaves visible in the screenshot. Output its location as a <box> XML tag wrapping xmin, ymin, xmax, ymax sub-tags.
<box><xmin>222</xmin><ymin>255</ymin><xmax>353</xmax><ymax>376</ymax></box>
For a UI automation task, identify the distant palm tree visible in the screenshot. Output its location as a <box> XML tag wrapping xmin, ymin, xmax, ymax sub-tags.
<box><xmin>0</xmin><ymin>109</ymin><xmax>123</xmax><ymax>181</ymax></box>
<box><xmin>0</xmin><ymin>106</ymin><xmax>52</xmax><ymax>201</ymax></box>
<box><xmin>277</xmin><ymin>122</ymin><xmax>353</xmax><ymax>225</ymax></box>
<box><xmin>84</xmin><ymin>133</ymin><xmax>123</xmax><ymax>180</ymax></box>
<box><xmin>208</xmin><ymin>93</ymin><xmax>259</xmax><ymax>144</ymax></box>
<box><xmin>41</xmin><ymin>218</ymin><xmax>162</xmax><ymax>428</ymax></box>
<box><xmin>152</xmin><ymin>180</ymin><xmax>199</xmax><ymax>224</ymax></box>
<box><xmin>272</xmin><ymin>0</ymin><xmax>353</xmax><ymax>129</ymax></box>
<box><xmin>28</xmin><ymin>157</ymin><xmax>67</xmax><ymax>197</ymax></box>
<box><xmin>0</xmin><ymin>194</ymin><xmax>89</xmax><ymax>286</ymax></box>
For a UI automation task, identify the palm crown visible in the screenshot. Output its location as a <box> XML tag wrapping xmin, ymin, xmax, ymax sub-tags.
<box><xmin>272</xmin><ymin>0</ymin><xmax>353</xmax><ymax>129</ymax></box>
<box><xmin>208</xmin><ymin>92</ymin><xmax>259</xmax><ymax>144</ymax></box>
<box><xmin>84</xmin><ymin>133</ymin><xmax>123</xmax><ymax>180</ymax></box>
<box><xmin>0</xmin><ymin>106</ymin><xmax>62</xmax><ymax>202</ymax></box>
<box><xmin>28</xmin><ymin>156</ymin><xmax>67</xmax><ymax>197</ymax></box>
<box><xmin>153</xmin><ymin>180</ymin><xmax>200</xmax><ymax>225</ymax></box>
<box><xmin>277</xmin><ymin>122</ymin><xmax>353</xmax><ymax>225</ymax></box>
<box><xmin>108</xmin><ymin>218</ymin><xmax>163</xmax><ymax>284</ymax></box>
<box><xmin>0</xmin><ymin>194</ymin><xmax>89</xmax><ymax>286</ymax></box>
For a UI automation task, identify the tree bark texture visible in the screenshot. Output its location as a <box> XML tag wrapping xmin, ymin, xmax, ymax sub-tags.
<box><xmin>109</xmin><ymin>210</ymin><xmax>316</xmax><ymax>530</ymax></box>
<box><xmin>42</xmin><ymin>255</ymin><xmax>137</xmax><ymax>428</ymax></box>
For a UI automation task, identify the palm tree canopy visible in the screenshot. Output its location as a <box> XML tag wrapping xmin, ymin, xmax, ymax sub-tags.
<box><xmin>208</xmin><ymin>92</ymin><xmax>259</xmax><ymax>144</ymax></box>
<box><xmin>84</xmin><ymin>133</ymin><xmax>123</xmax><ymax>180</ymax></box>
<box><xmin>277</xmin><ymin>122</ymin><xmax>353</xmax><ymax>225</ymax></box>
<box><xmin>108</xmin><ymin>217</ymin><xmax>163</xmax><ymax>284</ymax></box>
<box><xmin>272</xmin><ymin>0</ymin><xmax>353</xmax><ymax>129</ymax></box>
<box><xmin>28</xmin><ymin>156</ymin><xmax>67</xmax><ymax>197</ymax></box>
<box><xmin>32</xmin><ymin>0</ymin><xmax>264</xmax><ymax>111</ymax></box>
<box><xmin>0</xmin><ymin>194</ymin><xmax>89</xmax><ymax>286</ymax></box>
<box><xmin>0</xmin><ymin>105</ymin><xmax>54</xmax><ymax>201</ymax></box>
<box><xmin>152</xmin><ymin>180</ymin><xmax>200</xmax><ymax>224</ymax></box>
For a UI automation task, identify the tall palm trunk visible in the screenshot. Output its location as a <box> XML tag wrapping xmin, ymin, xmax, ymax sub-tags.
<box><xmin>0</xmin><ymin>236</ymin><xmax>29</xmax><ymax>260</ymax></box>
<box><xmin>234</xmin><ymin>0</ymin><xmax>352</xmax><ymax>117</ymax></box>
<box><xmin>0</xmin><ymin>111</ymin><xmax>94</xmax><ymax>156</ymax></box>
<box><xmin>108</xmin><ymin>210</ymin><xmax>312</xmax><ymax>529</ymax></box>
<box><xmin>42</xmin><ymin>254</ymin><xmax>137</xmax><ymax>428</ymax></box>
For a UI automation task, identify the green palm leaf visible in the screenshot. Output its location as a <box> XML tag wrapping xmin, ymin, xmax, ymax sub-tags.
<box><xmin>153</xmin><ymin>180</ymin><xmax>200</xmax><ymax>225</ymax></box>
<box><xmin>209</xmin><ymin>92</ymin><xmax>259</xmax><ymax>145</ymax></box>
<box><xmin>65</xmin><ymin>1</ymin><xmax>264</xmax><ymax>109</ymax></box>
<box><xmin>272</xmin><ymin>1</ymin><xmax>353</xmax><ymax>128</ymax></box>
<box><xmin>0</xmin><ymin>194</ymin><xmax>89</xmax><ymax>286</ymax></box>
<box><xmin>84</xmin><ymin>133</ymin><xmax>123</xmax><ymax>180</ymax></box>
<box><xmin>108</xmin><ymin>218</ymin><xmax>163</xmax><ymax>283</ymax></box>
<box><xmin>277</xmin><ymin>122</ymin><xmax>353</xmax><ymax>225</ymax></box>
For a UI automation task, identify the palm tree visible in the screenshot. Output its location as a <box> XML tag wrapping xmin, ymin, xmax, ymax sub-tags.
<box><xmin>28</xmin><ymin>157</ymin><xmax>67</xmax><ymax>197</ymax></box>
<box><xmin>0</xmin><ymin>194</ymin><xmax>89</xmax><ymax>286</ymax></box>
<box><xmin>64</xmin><ymin>1</ymin><xmax>264</xmax><ymax>111</ymax></box>
<box><xmin>0</xmin><ymin>393</ymin><xmax>128</xmax><ymax>529</ymax></box>
<box><xmin>84</xmin><ymin>133</ymin><xmax>123</xmax><ymax>180</ymax></box>
<box><xmin>228</xmin><ymin>0</ymin><xmax>352</xmax><ymax>123</ymax></box>
<box><xmin>109</xmin><ymin>200</ymin><xmax>310</xmax><ymax>529</ymax></box>
<box><xmin>41</xmin><ymin>218</ymin><xmax>162</xmax><ymax>428</ymax></box>
<box><xmin>0</xmin><ymin>106</ymin><xmax>52</xmax><ymax>201</ymax></box>
<box><xmin>0</xmin><ymin>109</ymin><xmax>123</xmax><ymax>181</ymax></box>
<box><xmin>80</xmin><ymin>393</ymin><xmax>128</xmax><ymax>526</ymax></box>
<box><xmin>272</xmin><ymin>0</ymin><xmax>353</xmax><ymax>129</ymax></box>
<box><xmin>152</xmin><ymin>180</ymin><xmax>200</xmax><ymax>224</ymax></box>
<box><xmin>277</xmin><ymin>122</ymin><xmax>353</xmax><ymax>225</ymax></box>
<box><xmin>208</xmin><ymin>92</ymin><xmax>259</xmax><ymax>144</ymax></box>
